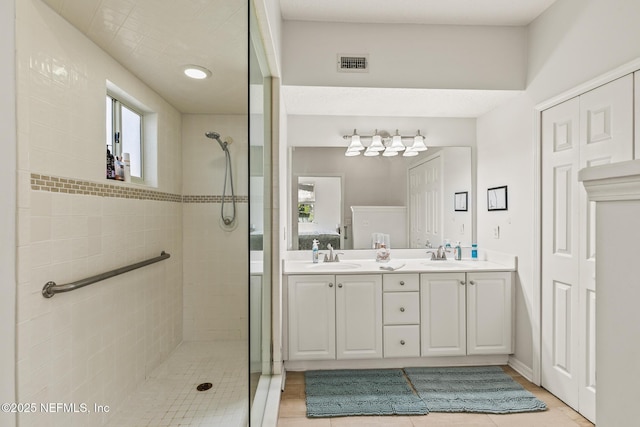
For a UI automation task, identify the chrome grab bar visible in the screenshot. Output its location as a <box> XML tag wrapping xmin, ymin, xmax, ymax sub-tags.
<box><xmin>42</xmin><ymin>251</ymin><xmax>170</xmax><ymax>298</ymax></box>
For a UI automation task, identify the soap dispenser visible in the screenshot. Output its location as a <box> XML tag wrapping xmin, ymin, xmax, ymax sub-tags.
<box><xmin>454</xmin><ymin>241</ymin><xmax>462</xmax><ymax>260</ymax></box>
<box><xmin>312</xmin><ymin>239</ymin><xmax>319</xmax><ymax>263</ymax></box>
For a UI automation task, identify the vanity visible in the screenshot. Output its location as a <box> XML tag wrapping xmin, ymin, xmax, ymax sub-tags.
<box><xmin>283</xmin><ymin>250</ymin><xmax>516</xmax><ymax>371</ymax></box>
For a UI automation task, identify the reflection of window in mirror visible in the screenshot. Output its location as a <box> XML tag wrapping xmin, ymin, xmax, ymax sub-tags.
<box><xmin>298</xmin><ymin>182</ymin><xmax>315</xmax><ymax>222</ymax></box>
<box><xmin>298</xmin><ymin>203</ymin><xmax>314</xmax><ymax>222</ymax></box>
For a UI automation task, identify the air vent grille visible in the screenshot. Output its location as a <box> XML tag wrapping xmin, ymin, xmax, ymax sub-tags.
<box><xmin>337</xmin><ymin>54</ymin><xmax>369</xmax><ymax>73</ymax></box>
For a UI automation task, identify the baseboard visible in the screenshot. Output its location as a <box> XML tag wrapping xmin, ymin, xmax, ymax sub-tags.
<box><xmin>508</xmin><ymin>356</ymin><xmax>535</xmax><ymax>384</ymax></box>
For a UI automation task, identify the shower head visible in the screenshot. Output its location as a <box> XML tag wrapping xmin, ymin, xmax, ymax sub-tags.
<box><xmin>205</xmin><ymin>131</ymin><xmax>227</xmax><ymax>151</ymax></box>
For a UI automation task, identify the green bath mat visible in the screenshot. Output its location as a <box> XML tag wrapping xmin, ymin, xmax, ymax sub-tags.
<box><xmin>404</xmin><ymin>366</ymin><xmax>547</xmax><ymax>414</ymax></box>
<box><xmin>304</xmin><ymin>369</ymin><xmax>429</xmax><ymax>417</ymax></box>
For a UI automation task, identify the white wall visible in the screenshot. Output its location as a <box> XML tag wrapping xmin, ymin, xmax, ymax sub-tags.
<box><xmin>283</xmin><ymin>21</ymin><xmax>527</xmax><ymax>90</ymax></box>
<box><xmin>477</xmin><ymin>94</ymin><xmax>536</xmax><ymax>372</ymax></box>
<box><xmin>441</xmin><ymin>147</ymin><xmax>473</xmax><ymax>247</ymax></box>
<box><xmin>15</xmin><ymin>2</ymin><xmax>183</xmax><ymax>425</ymax></box>
<box><xmin>288</xmin><ymin>115</ymin><xmax>477</xmax><ymax>148</ymax></box>
<box><xmin>0</xmin><ymin>0</ymin><xmax>16</xmax><ymax>426</ymax></box>
<box><xmin>181</xmin><ymin>114</ymin><xmax>249</xmax><ymax>341</ymax></box>
<box><xmin>476</xmin><ymin>0</ymin><xmax>640</xmax><ymax>377</ymax></box>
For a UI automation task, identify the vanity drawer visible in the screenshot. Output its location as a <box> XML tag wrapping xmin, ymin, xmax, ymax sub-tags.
<box><xmin>383</xmin><ymin>273</ymin><xmax>419</xmax><ymax>292</ymax></box>
<box><xmin>383</xmin><ymin>292</ymin><xmax>420</xmax><ymax>324</ymax></box>
<box><xmin>384</xmin><ymin>325</ymin><xmax>420</xmax><ymax>358</ymax></box>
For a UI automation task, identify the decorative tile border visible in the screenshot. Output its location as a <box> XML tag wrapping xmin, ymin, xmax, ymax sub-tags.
<box><xmin>30</xmin><ymin>173</ymin><xmax>248</xmax><ymax>203</ymax></box>
<box><xmin>182</xmin><ymin>195</ymin><xmax>248</xmax><ymax>203</ymax></box>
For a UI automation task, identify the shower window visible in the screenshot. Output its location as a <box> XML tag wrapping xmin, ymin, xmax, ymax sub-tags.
<box><xmin>106</xmin><ymin>94</ymin><xmax>143</xmax><ymax>180</ymax></box>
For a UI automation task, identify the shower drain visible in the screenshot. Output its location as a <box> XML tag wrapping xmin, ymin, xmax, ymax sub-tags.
<box><xmin>196</xmin><ymin>382</ymin><xmax>213</xmax><ymax>391</ymax></box>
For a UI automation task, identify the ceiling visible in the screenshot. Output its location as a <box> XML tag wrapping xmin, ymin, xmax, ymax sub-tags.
<box><xmin>40</xmin><ymin>0</ymin><xmax>247</xmax><ymax>114</ymax></box>
<box><xmin>40</xmin><ymin>0</ymin><xmax>556</xmax><ymax>117</ymax></box>
<box><xmin>279</xmin><ymin>0</ymin><xmax>557</xmax><ymax>26</ymax></box>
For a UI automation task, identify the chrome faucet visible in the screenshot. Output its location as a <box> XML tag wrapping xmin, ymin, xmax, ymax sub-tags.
<box><xmin>426</xmin><ymin>245</ymin><xmax>448</xmax><ymax>260</ymax></box>
<box><xmin>323</xmin><ymin>243</ymin><xmax>343</xmax><ymax>262</ymax></box>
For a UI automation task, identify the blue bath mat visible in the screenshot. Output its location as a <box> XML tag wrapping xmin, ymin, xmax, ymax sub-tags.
<box><xmin>404</xmin><ymin>366</ymin><xmax>547</xmax><ymax>414</ymax></box>
<box><xmin>304</xmin><ymin>369</ymin><xmax>429</xmax><ymax>417</ymax></box>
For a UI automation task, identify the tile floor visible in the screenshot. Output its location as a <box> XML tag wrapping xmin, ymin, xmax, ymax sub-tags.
<box><xmin>277</xmin><ymin>366</ymin><xmax>595</xmax><ymax>427</ymax></box>
<box><xmin>106</xmin><ymin>341</ymin><xmax>248</xmax><ymax>427</ymax></box>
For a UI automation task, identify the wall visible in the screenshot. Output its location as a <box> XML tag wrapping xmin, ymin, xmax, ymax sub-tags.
<box><xmin>283</xmin><ymin>21</ymin><xmax>527</xmax><ymax>90</ymax></box>
<box><xmin>181</xmin><ymin>114</ymin><xmax>249</xmax><ymax>341</ymax></box>
<box><xmin>15</xmin><ymin>1</ymin><xmax>183</xmax><ymax>426</ymax></box>
<box><xmin>476</xmin><ymin>0</ymin><xmax>640</xmax><ymax>377</ymax></box>
<box><xmin>441</xmin><ymin>147</ymin><xmax>473</xmax><ymax>246</ymax></box>
<box><xmin>1</xmin><ymin>0</ymin><xmax>16</xmax><ymax>426</ymax></box>
<box><xmin>477</xmin><ymin>94</ymin><xmax>536</xmax><ymax>372</ymax></box>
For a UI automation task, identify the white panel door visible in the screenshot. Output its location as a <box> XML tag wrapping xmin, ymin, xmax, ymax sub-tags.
<box><xmin>577</xmin><ymin>74</ymin><xmax>633</xmax><ymax>422</ymax></box>
<box><xmin>466</xmin><ymin>272</ymin><xmax>513</xmax><ymax>355</ymax></box>
<box><xmin>409</xmin><ymin>166</ymin><xmax>424</xmax><ymax>248</ymax></box>
<box><xmin>287</xmin><ymin>275</ymin><xmax>336</xmax><ymax>360</ymax></box>
<box><xmin>408</xmin><ymin>155</ymin><xmax>443</xmax><ymax>248</ymax></box>
<box><xmin>542</xmin><ymin>97</ymin><xmax>581</xmax><ymax>409</ymax></box>
<box><xmin>542</xmin><ymin>75</ymin><xmax>633</xmax><ymax>423</ymax></box>
<box><xmin>335</xmin><ymin>274</ymin><xmax>383</xmax><ymax>359</ymax></box>
<box><xmin>420</xmin><ymin>273</ymin><xmax>466</xmax><ymax>356</ymax></box>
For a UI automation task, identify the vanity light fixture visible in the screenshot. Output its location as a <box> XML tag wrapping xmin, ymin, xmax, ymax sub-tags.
<box><xmin>343</xmin><ymin>129</ymin><xmax>428</xmax><ymax>157</ymax></box>
<box><xmin>183</xmin><ymin>65</ymin><xmax>212</xmax><ymax>79</ymax></box>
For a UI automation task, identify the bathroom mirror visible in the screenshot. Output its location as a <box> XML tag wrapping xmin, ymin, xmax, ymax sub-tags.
<box><xmin>289</xmin><ymin>146</ymin><xmax>474</xmax><ymax>250</ymax></box>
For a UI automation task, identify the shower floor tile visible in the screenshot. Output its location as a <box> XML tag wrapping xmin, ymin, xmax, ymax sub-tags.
<box><xmin>106</xmin><ymin>341</ymin><xmax>247</xmax><ymax>427</ymax></box>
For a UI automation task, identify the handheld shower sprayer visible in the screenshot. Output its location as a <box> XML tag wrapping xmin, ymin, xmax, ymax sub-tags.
<box><xmin>205</xmin><ymin>131</ymin><xmax>228</xmax><ymax>151</ymax></box>
<box><xmin>205</xmin><ymin>131</ymin><xmax>236</xmax><ymax>227</ymax></box>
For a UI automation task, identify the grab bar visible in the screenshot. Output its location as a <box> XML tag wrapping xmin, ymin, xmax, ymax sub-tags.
<box><xmin>42</xmin><ymin>251</ymin><xmax>170</xmax><ymax>298</ymax></box>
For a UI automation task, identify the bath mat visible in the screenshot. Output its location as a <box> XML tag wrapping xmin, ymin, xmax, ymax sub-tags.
<box><xmin>404</xmin><ymin>366</ymin><xmax>547</xmax><ymax>414</ymax></box>
<box><xmin>304</xmin><ymin>369</ymin><xmax>429</xmax><ymax>417</ymax></box>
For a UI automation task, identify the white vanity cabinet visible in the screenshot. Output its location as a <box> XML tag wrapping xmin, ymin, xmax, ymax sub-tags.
<box><xmin>287</xmin><ymin>274</ymin><xmax>383</xmax><ymax>361</ymax></box>
<box><xmin>382</xmin><ymin>274</ymin><xmax>421</xmax><ymax>358</ymax></box>
<box><xmin>335</xmin><ymin>274</ymin><xmax>383</xmax><ymax>359</ymax></box>
<box><xmin>466</xmin><ymin>271</ymin><xmax>514</xmax><ymax>355</ymax></box>
<box><xmin>287</xmin><ymin>275</ymin><xmax>336</xmax><ymax>361</ymax></box>
<box><xmin>420</xmin><ymin>271</ymin><xmax>513</xmax><ymax>357</ymax></box>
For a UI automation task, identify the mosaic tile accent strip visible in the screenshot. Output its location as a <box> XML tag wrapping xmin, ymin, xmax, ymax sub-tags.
<box><xmin>182</xmin><ymin>195</ymin><xmax>248</xmax><ymax>203</ymax></box>
<box><xmin>30</xmin><ymin>173</ymin><xmax>248</xmax><ymax>203</ymax></box>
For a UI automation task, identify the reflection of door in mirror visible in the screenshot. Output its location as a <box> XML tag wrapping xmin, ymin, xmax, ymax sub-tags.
<box><xmin>409</xmin><ymin>155</ymin><xmax>442</xmax><ymax>248</ymax></box>
<box><xmin>295</xmin><ymin>176</ymin><xmax>342</xmax><ymax>250</ymax></box>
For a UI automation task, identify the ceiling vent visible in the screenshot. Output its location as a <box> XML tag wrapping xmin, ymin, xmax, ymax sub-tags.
<box><xmin>337</xmin><ymin>54</ymin><xmax>369</xmax><ymax>73</ymax></box>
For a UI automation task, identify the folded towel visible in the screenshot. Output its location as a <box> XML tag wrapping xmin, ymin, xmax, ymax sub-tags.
<box><xmin>379</xmin><ymin>262</ymin><xmax>405</xmax><ymax>271</ymax></box>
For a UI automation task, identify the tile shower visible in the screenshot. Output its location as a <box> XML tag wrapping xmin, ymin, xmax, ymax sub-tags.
<box><xmin>14</xmin><ymin>1</ymin><xmax>250</xmax><ymax>426</ymax></box>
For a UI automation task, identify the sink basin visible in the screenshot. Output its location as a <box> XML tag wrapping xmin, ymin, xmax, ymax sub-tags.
<box><xmin>306</xmin><ymin>262</ymin><xmax>361</xmax><ymax>270</ymax></box>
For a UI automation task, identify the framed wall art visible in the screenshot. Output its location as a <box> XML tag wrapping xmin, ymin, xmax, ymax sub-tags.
<box><xmin>487</xmin><ymin>185</ymin><xmax>508</xmax><ymax>211</ymax></box>
<box><xmin>454</xmin><ymin>191</ymin><xmax>468</xmax><ymax>212</ymax></box>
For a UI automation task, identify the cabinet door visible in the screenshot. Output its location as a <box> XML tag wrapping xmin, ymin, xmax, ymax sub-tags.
<box><xmin>420</xmin><ymin>273</ymin><xmax>466</xmax><ymax>356</ymax></box>
<box><xmin>466</xmin><ymin>272</ymin><xmax>513</xmax><ymax>355</ymax></box>
<box><xmin>287</xmin><ymin>275</ymin><xmax>335</xmax><ymax>360</ymax></box>
<box><xmin>335</xmin><ymin>274</ymin><xmax>383</xmax><ymax>359</ymax></box>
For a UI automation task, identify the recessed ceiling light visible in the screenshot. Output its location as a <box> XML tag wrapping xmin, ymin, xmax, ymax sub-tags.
<box><xmin>183</xmin><ymin>65</ymin><xmax>211</xmax><ymax>80</ymax></box>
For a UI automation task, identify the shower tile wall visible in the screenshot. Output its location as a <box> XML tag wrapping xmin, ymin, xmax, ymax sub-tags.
<box><xmin>181</xmin><ymin>114</ymin><xmax>249</xmax><ymax>341</ymax></box>
<box><xmin>15</xmin><ymin>1</ymin><xmax>183</xmax><ymax>426</ymax></box>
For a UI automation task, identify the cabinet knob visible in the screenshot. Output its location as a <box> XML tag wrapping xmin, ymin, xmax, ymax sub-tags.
<box><xmin>469</xmin><ymin>280</ymin><xmax>476</xmax><ymax>285</ymax></box>
<box><xmin>329</xmin><ymin>283</ymin><xmax>333</xmax><ymax>287</ymax></box>
<box><xmin>400</xmin><ymin>307</ymin><xmax>405</xmax><ymax>312</ymax></box>
<box><xmin>338</xmin><ymin>283</ymin><xmax>343</xmax><ymax>288</ymax></box>
<box><xmin>399</xmin><ymin>281</ymin><xmax>405</xmax><ymax>286</ymax></box>
<box><xmin>460</xmin><ymin>280</ymin><xmax>465</xmax><ymax>285</ymax></box>
<box><xmin>400</xmin><ymin>340</ymin><xmax>405</xmax><ymax>345</ymax></box>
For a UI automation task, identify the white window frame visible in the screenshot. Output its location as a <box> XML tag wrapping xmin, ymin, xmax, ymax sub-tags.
<box><xmin>106</xmin><ymin>93</ymin><xmax>144</xmax><ymax>182</ymax></box>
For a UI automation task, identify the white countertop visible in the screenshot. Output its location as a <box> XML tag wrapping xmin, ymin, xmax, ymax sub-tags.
<box><xmin>284</xmin><ymin>257</ymin><xmax>515</xmax><ymax>275</ymax></box>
